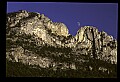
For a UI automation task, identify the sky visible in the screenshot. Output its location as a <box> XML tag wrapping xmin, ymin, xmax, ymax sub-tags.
<box><xmin>7</xmin><ymin>2</ymin><xmax>118</xmax><ymax>39</ymax></box>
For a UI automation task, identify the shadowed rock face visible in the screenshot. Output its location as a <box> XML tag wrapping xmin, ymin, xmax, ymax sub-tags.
<box><xmin>6</xmin><ymin>10</ymin><xmax>117</xmax><ymax>77</ymax></box>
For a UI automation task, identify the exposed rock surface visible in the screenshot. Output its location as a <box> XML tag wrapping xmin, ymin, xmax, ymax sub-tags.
<box><xmin>6</xmin><ymin>10</ymin><xmax>117</xmax><ymax>77</ymax></box>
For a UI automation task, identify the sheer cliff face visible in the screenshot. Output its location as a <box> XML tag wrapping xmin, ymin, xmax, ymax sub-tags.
<box><xmin>75</xmin><ymin>26</ymin><xmax>117</xmax><ymax>64</ymax></box>
<box><xmin>6</xmin><ymin>10</ymin><xmax>117</xmax><ymax>74</ymax></box>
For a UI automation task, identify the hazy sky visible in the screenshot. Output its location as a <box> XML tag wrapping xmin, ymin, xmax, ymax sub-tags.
<box><xmin>7</xmin><ymin>2</ymin><xmax>118</xmax><ymax>39</ymax></box>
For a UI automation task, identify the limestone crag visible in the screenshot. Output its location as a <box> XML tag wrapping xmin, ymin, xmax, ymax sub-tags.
<box><xmin>74</xmin><ymin>26</ymin><xmax>117</xmax><ymax>64</ymax></box>
<box><xmin>6</xmin><ymin>10</ymin><xmax>117</xmax><ymax>75</ymax></box>
<box><xmin>7</xmin><ymin>10</ymin><xmax>69</xmax><ymax>47</ymax></box>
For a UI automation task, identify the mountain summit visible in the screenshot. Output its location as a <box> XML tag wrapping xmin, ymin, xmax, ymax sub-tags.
<box><xmin>6</xmin><ymin>10</ymin><xmax>117</xmax><ymax>77</ymax></box>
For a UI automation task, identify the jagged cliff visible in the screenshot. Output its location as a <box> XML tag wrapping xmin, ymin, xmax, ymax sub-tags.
<box><xmin>6</xmin><ymin>10</ymin><xmax>117</xmax><ymax>77</ymax></box>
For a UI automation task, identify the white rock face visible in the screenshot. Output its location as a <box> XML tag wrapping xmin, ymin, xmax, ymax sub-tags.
<box><xmin>48</xmin><ymin>22</ymin><xmax>69</xmax><ymax>37</ymax></box>
<box><xmin>75</xmin><ymin>27</ymin><xmax>85</xmax><ymax>42</ymax></box>
<box><xmin>33</xmin><ymin>28</ymin><xmax>47</xmax><ymax>41</ymax></box>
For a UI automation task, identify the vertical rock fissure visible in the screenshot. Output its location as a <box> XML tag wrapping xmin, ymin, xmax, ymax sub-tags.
<box><xmin>91</xmin><ymin>28</ymin><xmax>96</xmax><ymax>59</ymax></box>
<box><xmin>91</xmin><ymin>28</ymin><xmax>98</xmax><ymax>71</ymax></box>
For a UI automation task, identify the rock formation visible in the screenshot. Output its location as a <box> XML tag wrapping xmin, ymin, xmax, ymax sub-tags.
<box><xmin>6</xmin><ymin>10</ymin><xmax>117</xmax><ymax>77</ymax></box>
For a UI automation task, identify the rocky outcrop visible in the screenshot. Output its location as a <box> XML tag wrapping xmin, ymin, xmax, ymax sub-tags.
<box><xmin>74</xmin><ymin>26</ymin><xmax>117</xmax><ymax>64</ymax></box>
<box><xmin>6</xmin><ymin>10</ymin><xmax>117</xmax><ymax>77</ymax></box>
<box><xmin>47</xmin><ymin>22</ymin><xmax>69</xmax><ymax>37</ymax></box>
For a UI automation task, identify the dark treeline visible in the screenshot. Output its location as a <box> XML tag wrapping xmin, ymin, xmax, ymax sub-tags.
<box><xmin>6</xmin><ymin>58</ymin><xmax>117</xmax><ymax>78</ymax></box>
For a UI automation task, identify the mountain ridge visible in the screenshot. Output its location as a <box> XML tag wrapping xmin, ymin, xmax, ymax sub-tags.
<box><xmin>6</xmin><ymin>10</ymin><xmax>117</xmax><ymax>77</ymax></box>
